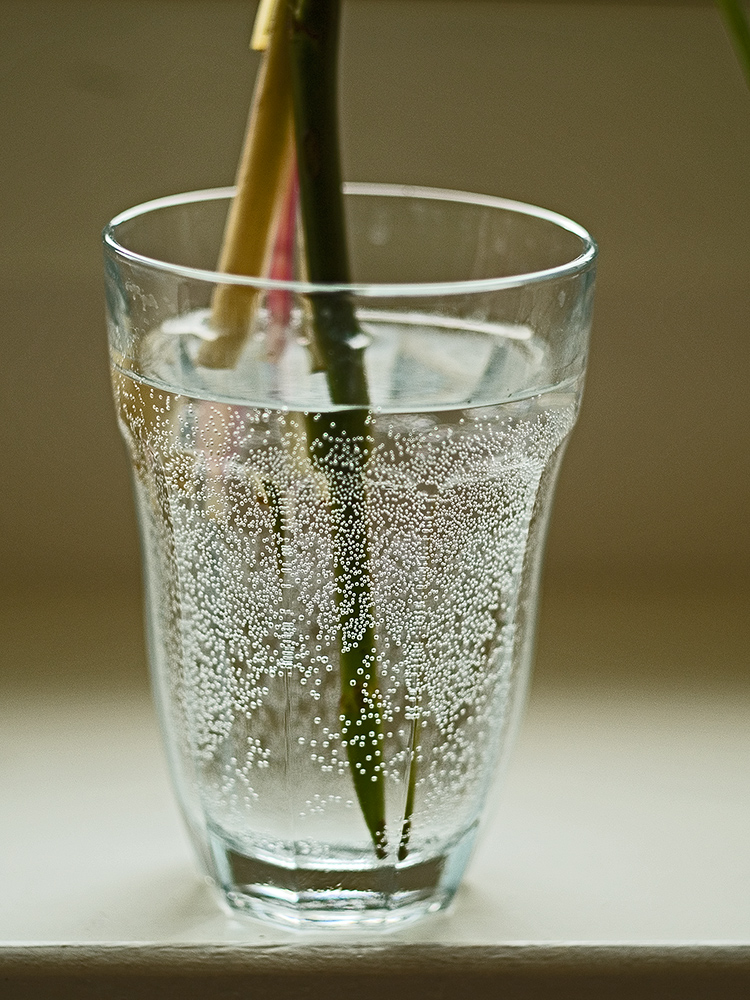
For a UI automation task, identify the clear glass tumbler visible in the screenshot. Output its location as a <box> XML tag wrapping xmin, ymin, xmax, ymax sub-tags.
<box><xmin>104</xmin><ymin>184</ymin><xmax>596</xmax><ymax>928</ymax></box>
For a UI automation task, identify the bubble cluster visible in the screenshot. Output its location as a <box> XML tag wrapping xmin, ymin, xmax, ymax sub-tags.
<box><xmin>113</xmin><ymin>326</ymin><xmax>579</xmax><ymax>862</ymax></box>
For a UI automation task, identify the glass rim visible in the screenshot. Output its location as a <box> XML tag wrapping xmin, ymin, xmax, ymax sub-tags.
<box><xmin>103</xmin><ymin>182</ymin><xmax>598</xmax><ymax>298</ymax></box>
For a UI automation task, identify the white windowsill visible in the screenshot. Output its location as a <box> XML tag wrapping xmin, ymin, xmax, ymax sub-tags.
<box><xmin>1</xmin><ymin>583</ymin><xmax>749</xmax><ymax>995</ymax></box>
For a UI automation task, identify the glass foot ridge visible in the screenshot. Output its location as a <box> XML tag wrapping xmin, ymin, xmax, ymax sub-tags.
<box><xmin>207</xmin><ymin>826</ymin><xmax>477</xmax><ymax>929</ymax></box>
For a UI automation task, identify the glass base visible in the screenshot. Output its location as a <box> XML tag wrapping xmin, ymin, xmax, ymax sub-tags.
<box><xmin>206</xmin><ymin>826</ymin><xmax>476</xmax><ymax>929</ymax></box>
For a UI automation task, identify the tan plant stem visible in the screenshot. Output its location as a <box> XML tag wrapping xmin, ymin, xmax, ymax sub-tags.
<box><xmin>199</xmin><ymin>4</ymin><xmax>295</xmax><ymax>369</ymax></box>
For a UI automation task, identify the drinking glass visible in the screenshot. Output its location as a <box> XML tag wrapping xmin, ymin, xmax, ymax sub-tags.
<box><xmin>104</xmin><ymin>184</ymin><xmax>596</xmax><ymax>928</ymax></box>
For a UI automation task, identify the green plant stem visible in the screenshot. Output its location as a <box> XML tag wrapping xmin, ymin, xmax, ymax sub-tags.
<box><xmin>398</xmin><ymin>716</ymin><xmax>418</xmax><ymax>861</ymax></box>
<box><xmin>287</xmin><ymin>0</ymin><xmax>387</xmax><ymax>858</ymax></box>
<box><xmin>717</xmin><ymin>0</ymin><xmax>750</xmax><ymax>89</ymax></box>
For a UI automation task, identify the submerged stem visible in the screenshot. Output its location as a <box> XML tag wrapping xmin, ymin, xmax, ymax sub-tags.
<box><xmin>398</xmin><ymin>716</ymin><xmax>419</xmax><ymax>861</ymax></box>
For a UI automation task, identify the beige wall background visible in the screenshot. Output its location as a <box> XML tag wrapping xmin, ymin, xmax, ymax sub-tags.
<box><xmin>1</xmin><ymin>0</ymin><xmax>748</xmax><ymax>596</ymax></box>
